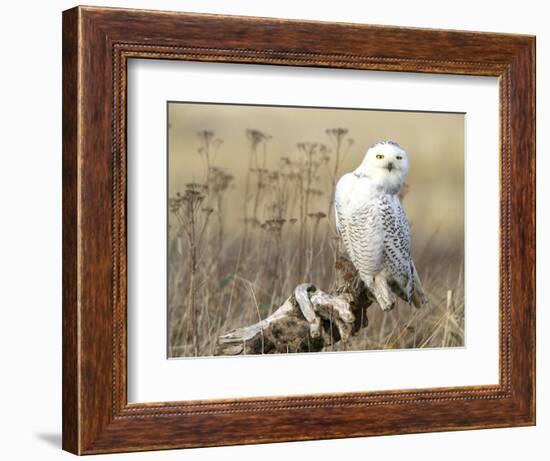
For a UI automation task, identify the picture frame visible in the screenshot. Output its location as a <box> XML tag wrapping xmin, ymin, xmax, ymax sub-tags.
<box><xmin>62</xmin><ymin>5</ymin><xmax>535</xmax><ymax>455</ymax></box>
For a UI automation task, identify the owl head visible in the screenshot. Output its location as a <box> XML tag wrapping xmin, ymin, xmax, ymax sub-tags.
<box><xmin>355</xmin><ymin>140</ymin><xmax>409</xmax><ymax>193</ymax></box>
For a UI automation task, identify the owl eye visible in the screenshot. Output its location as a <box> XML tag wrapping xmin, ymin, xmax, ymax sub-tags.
<box><xmin>375</xmin><ymin>154</ymin><xmax>384</xmax><ymax>160</ymax></box>
<box><xmin>396</xmin><ymin>155</ymin><xmax>403</xmax><ymax>160</ymax></box>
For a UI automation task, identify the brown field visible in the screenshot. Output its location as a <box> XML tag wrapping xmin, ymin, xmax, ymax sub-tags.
<box><xmin>167</xmin><ymin>103</ymin><xmax>465</xmax><ymax>357</ymax></box>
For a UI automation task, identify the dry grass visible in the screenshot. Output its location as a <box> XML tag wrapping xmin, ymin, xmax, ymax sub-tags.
<box><xmin>168</xmin><ymin>128</ymin><xmax>464</xmax><ymax>357</ymax></box>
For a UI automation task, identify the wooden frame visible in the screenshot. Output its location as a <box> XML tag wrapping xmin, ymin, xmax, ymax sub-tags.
<box><xmin>62</xmin><ymin>5</ymin><xmax>535</xmax><ymax>455</ymax></box>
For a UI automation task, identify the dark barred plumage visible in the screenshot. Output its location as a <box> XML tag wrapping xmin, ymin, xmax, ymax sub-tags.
<box><xmin>337</xmin><ymin>194</ymin><xmax>413</xmax><ymax>306</ymax></box>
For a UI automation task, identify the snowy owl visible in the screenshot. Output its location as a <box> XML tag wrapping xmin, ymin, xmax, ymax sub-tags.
<box><xmin>334</xmin><ymin>140</ymin><xmax>427</xmax><ymax>311</ymax></box>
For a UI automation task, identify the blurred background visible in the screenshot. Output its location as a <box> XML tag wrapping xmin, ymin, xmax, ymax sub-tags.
<box><xmin>168</xmin><ymin>102</ymin><xmax>464</xmax><ymax>357</ymax></box>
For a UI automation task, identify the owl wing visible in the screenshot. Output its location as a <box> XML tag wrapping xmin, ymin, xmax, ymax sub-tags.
<box><xmin>334</xmin><ymin>173</ymin><xmax>355</xmax><ymax>242</ymax></box>
<box><xmin>334</xmin><ymin>199</ymin><xmax>341</xmax><ymax>237</ymax></box>
<box><xmin>335</xmin><ymin>174</ymin><xmax>388</xmax><ymax>283</ymax></box>
<box><xmin>335</xmin><ymin>198</ymin><xmax>385</xmax><ymax>283</ymax></box>
<box><xmin>379</xmin><ymin>194</ymin><xmax>414</xmax><ymax>302</ymax></box>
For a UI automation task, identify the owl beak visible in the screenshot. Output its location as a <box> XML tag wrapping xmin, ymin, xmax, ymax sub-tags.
<box><xmin>386</xmin><ymin>162</ymin><xmax>394</xmax><ymax>172</ymax></box>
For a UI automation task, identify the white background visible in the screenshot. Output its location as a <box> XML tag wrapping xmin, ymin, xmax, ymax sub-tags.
<box><xmin>128</xmin><ymin>60</ymin><xmax>499</xmax><ymax>402</ymax></box>
<box><xmin>0</xmin><ymin>1</ymin><xmax>546</xmax><ymax>460</ymax></box>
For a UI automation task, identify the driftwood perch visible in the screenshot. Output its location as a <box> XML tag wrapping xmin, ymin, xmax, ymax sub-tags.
<box><xmin>215</xmin><ymin>256</ymin><xmax>372</xmax><ymax>355</ymax></box>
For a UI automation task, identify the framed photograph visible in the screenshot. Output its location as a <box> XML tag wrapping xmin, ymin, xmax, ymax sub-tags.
<box><xmin>62</xmin><ymin>6</ymin><xmax>535</xmax><ymax>454</ymax></box>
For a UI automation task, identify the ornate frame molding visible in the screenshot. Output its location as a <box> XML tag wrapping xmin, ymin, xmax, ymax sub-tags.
<box><xmin>63</xmin><ymin>6</ymin><xmax>535</xmax><ymax>454</ymax></box>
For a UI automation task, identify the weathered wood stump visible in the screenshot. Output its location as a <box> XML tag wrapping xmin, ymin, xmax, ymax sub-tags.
<box><xmin>215</xmin><ymin>256</ymin><xmax>372</xmax><ymax>355</ymax></box>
